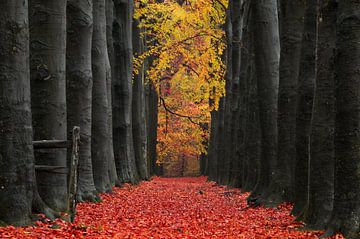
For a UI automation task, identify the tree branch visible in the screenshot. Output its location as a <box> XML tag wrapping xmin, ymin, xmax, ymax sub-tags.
<box><xmin>159</xmin><ymin>97</ymin><xmax>201</xmax><ymax>126</ymax></box>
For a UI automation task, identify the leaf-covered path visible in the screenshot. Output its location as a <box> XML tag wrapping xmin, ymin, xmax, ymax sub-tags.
<box><xmin>0</xmin><ymin>177</ymin><xmax>342</xmax><ymax>238</ymax></box>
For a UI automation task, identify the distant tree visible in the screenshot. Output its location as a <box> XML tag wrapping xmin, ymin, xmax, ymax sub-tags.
<box><xmin>132</xmin><ymin>19</ymin><xmax>149</xmax><ymax>180</ymax></box>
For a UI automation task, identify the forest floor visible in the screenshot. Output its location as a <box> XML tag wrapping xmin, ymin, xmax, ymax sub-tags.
<box><xmin>0</xmin><ymin>177</ymin><xmax>344</xmax><ymax>238</ymax></box>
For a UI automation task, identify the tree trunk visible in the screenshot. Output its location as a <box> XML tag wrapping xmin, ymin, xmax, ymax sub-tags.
<box><xmin>67</xmin><ymin>0</ymin><xmax>98</xmax><ymax>202</ymax></box>
<box><xmin>228</xmin><ymin>0</ymin><xmax>243</xmax><ymax>188</ymax></box>
<box><xmin>324</xmin><ymin>1</ymin><xmax>360</xmax><ymax>238</ymax></box>
<box><xmin>29</xmin><ymin>0</ymin><xmax>68</xmax><ymax>212</ymax></box>
<box><xmin>105</xmin><ymin>0</ymin><xmax>119</xmax><ymax>187</ymax></box>
<box><xmin>250</xmin><ymin>0</ymin><xmax>280</xmax><ymax>202</ymax></box>
<box><xmin>303</xmin><ymin>0</ymin><xmax>336</xmax><ymax>230</ymax></box>
<box><xmin>207</xmin><ymin>108</ymin><xmax>219</xmax><ymax>181</ymax></box>
<box><xmin>221</xmin><ymin>0</ymin><xmax>233</xmax><ymax>186</ymax></box>
<box><xmin>0</xmin><ymin>0</ymin><xmax>33</xmax><ymax>225</ymax></box>
<box><xmin>292</xmin><ymin>0</ymin><xmax>317</xmax><ymax>216</ymax></box>
<box><xmin>263</xmin><ymin>0</ymin><xmax>305</xmax><ymax>205</ymax></box>
<box><xmin>91</xmin><ymin>0</ymin><xmax>112</xmax><ymax>193</ymax></box>
<box><xmin>146</xmin><ymin>82</ymin><xmax>162</xmax><ymax>176</ymax></box>
<box><xmin>242</xmin><ymin>35</ymin><xmax>261</xmax><ymax>193</ymax></box>
<box><xmin>113</xmin><ymin>0</ymin><xmax>139</xmax><ymax>183</ymax></box>
<box><xmin>132</xmin><ymin>19</ymin><xmax>149</xmax><ymax>180</ymax></box>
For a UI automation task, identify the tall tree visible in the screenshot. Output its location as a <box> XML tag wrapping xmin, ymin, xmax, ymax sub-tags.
<box><xmin>105</xmin><ymin>0</ymin><xmax>119</xmax><ymax>186</ymax></box>
<box><xmin>250</xmin><ymin>0</ymin><xmax>280</xmax><ymax>202</ymax></box>
<box><xmin>220</xmin><ymin>0</ymin><xmax>233</xmax><ymax>185</ymax></box>
<box><xmin>292</xmin><ymin>0</ymin><xmax>317</xmax><ymax>216</ymax></box>
<box><xmin>228</xmin><ymin>0</ymin><xmax>244</xmax><ymax>188</ymax></box>
<box><xmin>113</xmin><ymin>0</ymin><xmax>139</xmax><ymax>183</ymax></box>
<box><xmin>29</xmin><ymin>0</ymin><xmax>68</xmax><ymax>211</ymax></box>
<box><xmin>67</xmin><ymin>0</ymin><xmax>98</xmax><ymax>201</ymax></box>
<box><xmin>303</xmin><ymin>0</ymin><xmax>336</xmax><ymax>229</ymax></box>
<box><xmin>91</xmin><ymin>0</ymin><xmax>112</xmax><ymax>193</ymax></box>
<box><xmin>146</xmin><ymin>82</ymin><xmax>161</xmax><ymax>176</ymax></box>
<box><xmin>262</xmin><ymin>0</ymin><xmax>305</xmax><ymax>205</ymax></box>
<box><xmin>0</xmin><ymin>0</ymin><xmax>33</xmax><ymax>226</ymax></box>
<box><xmin>132</xmin><ymin>19</ymin><xmax>149</xmax><ymax>180</ymax></box>
<box><xmin>324</xmin><ymin>1</ymin><xmax>360</xmax><ymax>238</ymax></box>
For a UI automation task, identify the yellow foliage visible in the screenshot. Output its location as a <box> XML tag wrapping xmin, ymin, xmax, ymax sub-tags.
<box><xmin>134</xmin><ymin>0</ymin><xmax>227</xmax><ymax>164</ymax></box>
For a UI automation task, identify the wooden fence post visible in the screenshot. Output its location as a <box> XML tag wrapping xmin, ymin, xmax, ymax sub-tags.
<box><xmin>67</xmin><ymin>126</ymin><xmax>80</xmax><ymax>222</ymax></box>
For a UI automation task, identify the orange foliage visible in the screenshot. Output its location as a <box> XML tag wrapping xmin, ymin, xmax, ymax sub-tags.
<box><xmin>134</xmin><ymin>0</ymin><xmax>227</xmax><ymax>167</ymax></box>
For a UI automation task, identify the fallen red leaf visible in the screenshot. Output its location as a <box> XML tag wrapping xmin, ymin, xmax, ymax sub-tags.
<box><xmin>0</xmin><ymin>177</ymin><xmax>345</xmax><ymax>238</ymax></box>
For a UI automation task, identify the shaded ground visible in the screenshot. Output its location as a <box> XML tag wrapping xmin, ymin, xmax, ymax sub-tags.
<box><xmin>0</xmin><ymin>177</ymin><xmax>344</xmax><ymax>238</ymax></box>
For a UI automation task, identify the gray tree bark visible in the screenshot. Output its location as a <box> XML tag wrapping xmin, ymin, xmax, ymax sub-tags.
<box><xmin>113</xmin><ymin>0</ymin><xmax>140</xmax><ymax>183</ymax></box>
<box><xmin>91</xmin><ymin>0</ymin><xmax>112</xmax><ymax>193</ymax></box>
<box><xmin>292</xmin><ymin>0</ymin><xmax>317</xmax><ymax>216</ymax></box>
<box><xmin>105</xmin><ymin>0</ymin><xmax>120</xmax><ymax>187</ymax></box>
<box><xmin>323</xmin><ymin>1</ymin><xmax>360</xmax><ymax>238</ymax></box>
<box><xmin>263</xmin><ymin>0</ymin><xmax>305</xmax><ymax>205</ymax></box>
<box><xmin>0</xmin><ymin>0</ymin><xmax>33</xmax><ymax>226</ymax></box>
<box><xmin>250</xmin><ymin>0</ymin><xmax>280</xmax><ymax>202</ymax></box>
<box><xmin>29</xmin><ymin>0</ymin><xmax>68</xmax><ymax>211</ymax></box>
<box><xmin>303</xmin><ymin>0</ymin><xmax>336</xmax><ymax>230</ymax></box>
<box><xmin>67</xmin><ymin>0</ymin><xmax>99</xmax><ymax>201</ymax></box>
<box><xmin>132</xmin><ymin>19</ymin><xmax>149</xmax><ymax>180</ymax></box>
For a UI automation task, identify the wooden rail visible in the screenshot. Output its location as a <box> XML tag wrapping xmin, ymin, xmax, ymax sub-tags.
<box><xmin>33</xmin><ymin>126</ymin><xmax>80</xmax><ymax>223</ymax></box>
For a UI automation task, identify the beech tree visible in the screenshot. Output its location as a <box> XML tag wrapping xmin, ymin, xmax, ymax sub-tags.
<box><xmin>324</xmin><ymin>1</ymin><xmax>360</xmax><ymax>238</ymax></box>
<box><xmin>261</xmin><ymin>0</ymin><xmax>305</xmax><ymax>205</ymax></box>
<box><xmin>91</xmin><ymin>0</ymin><xmax>112</xmax><ymax>193</ymax></box>
<box><xmin>105</xmin><ymin>0</ymin><xmax>119</xmax><ymax>186</ymax></box>
<box><xmin>132</xmin><ymin>19</ymin><xmax>149</xmax><ymax>180</ymax></box>
<box><xmin>0</xmin><ymin>1</ymin><xmax>34</xmax><ymax>226</ymax></box>
<box><xmin>66</xmin><ymin>0</ymin><xmax>98</xmax><ymax>201</ymax></box>
<box><xmin>250</xmin><ymin>0</ymin><xmax>280</xmax><ymax>202</ymax></box>
<box><xmin>29</xmin><ymin>0</ymin><xmax>68</xmax><ymax>211</ymax></box>
<box><xmin>113</xmin><ymin>0</ymin><xmax>139</xmax><ymax>183</ymax></box>
<box><xmin>303</xmin><ymin>0</ymin><xmax>336</xmax><ymax>229</ymax></box>
<box><xmin>292</xmin><ymin>0</ymin><xmax>316</xmax><ymax>216</ymax></box>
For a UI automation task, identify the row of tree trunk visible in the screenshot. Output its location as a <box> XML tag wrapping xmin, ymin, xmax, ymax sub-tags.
<box><xmin>0</xmin><ymin>0</ymin><xmax>159</xmax><ymax>226</ymax></box>
<box><xmin>206</xmin><ymin>0</ymin><xmax>360</xmax><ymax>238</ymax></box>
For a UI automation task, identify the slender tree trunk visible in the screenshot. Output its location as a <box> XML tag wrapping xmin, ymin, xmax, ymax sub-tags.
<box><xmin>250</xmin><ymin>0</ymin><xmax>280</xmax><ymax>203</ymax></box>
<box><xmin>303</xmin><ymin>0</ymin><xmax>336</xmax><ymax>230</ymax></box>
<box><xmin>207</xmin><ymin>107</ymin><xmax>219</xmax><ymax>181</ymax></box>
<box><xmin>263</xmin><ymin>0</ymin><xmax>305</xmax><ymax>205</ymax></box>
<box><xmin>67</xmin><ymin>0</ymin><xmax>98</xmax><ymax>202</ymax></box>
<box><xmin>0</xmin><ymin>1</ymin><xmax>33</xmax><ymax>225</ymax></box>
<box><xmin>292</xmin><ymin>0</ymin><xmax>317</xmax><ymax>216</ymax></box>
<box><xmin>113</xmin><ymin>0</ymin><xmax>139</xmax><ymax>183</ymax></box>
<box><xmin>105</xmin><ymin>0</ymin><xmax>119</xmax><ymax>186</ymax></box>
<box><xmin>91</xmin><ymin>0</ymin><xmax>112</xmax><ymax>193</ymax></box>
<box><xmin>228</xmin><ymin>0</ymin><xmax>243</xmax><ymax>188</ymax></box>
<box><xmin>146</xmin><ymin>82</ymin><xmax>162</xmax><ymax>176</ymax></box>
<box><xmin>324</xmin><ymin>2</ymin><xmax>360</xmax><ymax>238</ymax></box>
<box><xmin>215</xmin><ymin>98</ymin><xmax>225</xmax><ymax>183</ymax></box>
<box><xmin>221</xmin><ymin>0</ymin><xmax>233</xmax><ymax>186</ymax></box>
<box><xmin>236</xmin><ymin>3</ymin><xmax>255</xmax><ymax>192</ymax></box>
<box><xmin>132</xmin><ymin>19</ymin><xmax>149</xmax><ymax>180</ymax></box>
<box><xmin>242</xmin><ymin>36</ymin><xmax>261</xmax><ymax>193</ymax></box>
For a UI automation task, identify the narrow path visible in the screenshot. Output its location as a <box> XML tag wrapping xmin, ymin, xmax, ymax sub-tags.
<box><xmin>0</xmin><ymin>177</ymin><xmax>341</xmax><ymax>238</ymax></box>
